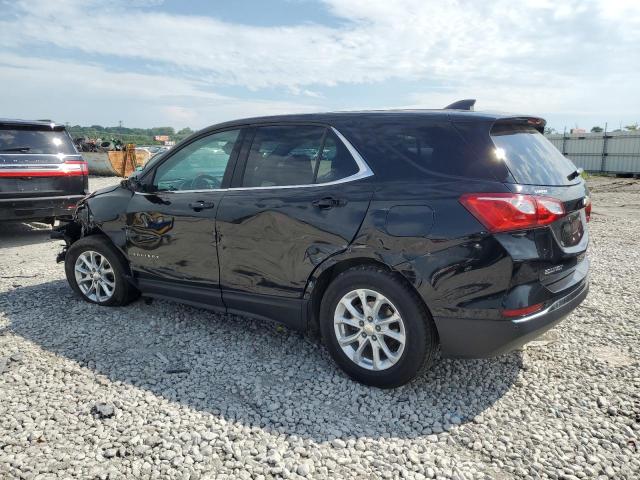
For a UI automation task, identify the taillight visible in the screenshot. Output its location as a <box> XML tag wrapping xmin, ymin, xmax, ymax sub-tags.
<box><xmin>62</xmin><ymin>160</ymin><xmax>89</xmax><ymax>175</ymax></box>
<box><xmin>459</xmin><ymin>193</ymin><xmax>565</xmax><ymax>233</ymax></box>
<box><xmin>584</xmin><ymin>196</ymin><xmax>591</xmax><ymax>222</ymax></box>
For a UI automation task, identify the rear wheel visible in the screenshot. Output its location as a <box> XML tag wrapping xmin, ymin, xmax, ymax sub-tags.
<box><xmin>320</xmin><ymin>265</ymin><xmax>437</xmax><ymax>388</ymax></box>
<box><xmin>64</xmin><ymin>236</ymin><xmax>138</xmax><ymax>306</ymax></box>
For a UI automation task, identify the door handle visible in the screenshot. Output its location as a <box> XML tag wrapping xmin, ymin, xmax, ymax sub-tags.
<box><xmin>312</xmin><ymin>197</ymin><xmax>345</xmax><ymax>209</ymax></box>
<box><xmin>188</xmin><ymin>200</ymin><xmax>215</xmax><ymax>212</ymax></box>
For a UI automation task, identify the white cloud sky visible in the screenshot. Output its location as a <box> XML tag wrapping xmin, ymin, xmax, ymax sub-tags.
<box><xmin>0</xmin><ymin>0</ymin><xmax>638</xmax><ymax>129</ymax></box>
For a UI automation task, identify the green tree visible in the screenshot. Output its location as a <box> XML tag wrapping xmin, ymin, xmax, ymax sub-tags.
<box><xmin>590</xmin><ymin>126</ymin><xmax>603</xmax><ymax>133</ymax></box>
<box><xmin>68</xmin><ymin>124</ymin><xmax>195</xmax><ymax>145</ymax></box>
<box><xmin>624</xmin><ymin>123</ymin><xmax>638</xmax><ymax>131</ymax></box>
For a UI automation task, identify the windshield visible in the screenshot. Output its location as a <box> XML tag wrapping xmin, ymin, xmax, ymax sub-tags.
<box><xmin>491</xmin><ymin>123</ymin><xmax>579</xmax><ymax>186</ymax></box>
<box><xmin>0</xmin><ymin>127</ymin><xmax>77</xmax><ymax>155</ymax></box>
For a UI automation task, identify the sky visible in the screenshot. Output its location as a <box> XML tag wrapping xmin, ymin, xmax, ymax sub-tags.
<box><xmin>1</xmin><ymin>0</ymin><xmax>639</xmax><ymax>131</ymax></box>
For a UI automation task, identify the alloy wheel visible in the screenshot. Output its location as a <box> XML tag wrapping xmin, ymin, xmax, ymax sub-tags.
<box><xmin>74</xmin><ymin>250</ymin><xmax>116</xmax><ymax>302</ymax></box>
<box><xmin>334</xmin><ymin>288</ymin><xmax>406</xmax><ymax>371</ymax></box>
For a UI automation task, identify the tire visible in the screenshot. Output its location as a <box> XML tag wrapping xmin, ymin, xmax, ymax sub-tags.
<box><xmin>319</xmin><ymin>265</ymin><xmax>437</xmax><ymax>388</ymax></box>
<box><xmin>64</xmin><ymin>235</ymin><xmax>139</xmax><ymax>306</ymax></box>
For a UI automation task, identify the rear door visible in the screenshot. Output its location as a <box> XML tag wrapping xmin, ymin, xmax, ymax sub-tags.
<box><xmin>0</xmin><ymin>124</ymin><xmax>85</xmax><ymax>200</ymax></box>
<box><xmin>215</xmin><ymin>124</ymin><xmax>373</xmax><ymax>324</ymax></box>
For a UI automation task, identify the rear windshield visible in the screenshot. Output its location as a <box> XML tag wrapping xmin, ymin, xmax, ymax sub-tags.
<box><xmin>491</xmin><ymin>124</ymin><xmax>579</xmax><ymax>186</ymax></box>
<box><xmin>0</xmin><ymin>126</ymin><xmax>76</xmax><ymax>155</ymax></box>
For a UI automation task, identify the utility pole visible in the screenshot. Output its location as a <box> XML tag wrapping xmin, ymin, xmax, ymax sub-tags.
<box><xmin>601</xmin><ymin>122</ymin><xmax>608</xmax><ymax>173</ymax></box>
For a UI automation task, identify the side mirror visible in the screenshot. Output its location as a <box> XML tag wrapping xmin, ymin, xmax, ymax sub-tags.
<box><xmin>122</xmin><ymin>175</ymin><xmax>150</xmax><ymax>193</ymax></box>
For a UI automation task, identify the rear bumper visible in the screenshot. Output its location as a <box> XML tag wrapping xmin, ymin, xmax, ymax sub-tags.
<box><xmin>0</xmin><ymin>195</ymin><xmax>84</xmax><ymax>221</ymax></box>
<box><xmin>434</xmin><ymin>279</ymin><xmax>589</xmax><ymax>358</ymax></box>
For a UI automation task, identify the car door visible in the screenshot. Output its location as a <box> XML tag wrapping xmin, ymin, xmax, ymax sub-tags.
<box><xmin>125</xmin><ymin>128</ymin><xmax>243</xmax><ymax>307</ymax></box>
<box><xmin>215</xmin><ymin>124</ymin><xmax>374</xmax><ymax>326</ymax></box>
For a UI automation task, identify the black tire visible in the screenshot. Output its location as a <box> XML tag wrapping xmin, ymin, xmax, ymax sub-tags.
<box><xmin>64</xmin><ymin>235</ymin><xmax>139</xmax><ymax>306</ymax></box>
<box><xmin>319</xmin><ymin>265</ymin><xmax>437</xmax><ymax>388</ymax></box>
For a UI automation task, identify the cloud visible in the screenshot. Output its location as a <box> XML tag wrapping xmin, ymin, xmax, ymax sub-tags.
<box><xmin>3</xmin><ymin>0</ymin><xmax>639</xmax><ymax>87</ymax></box>
<box><xmin>0</xmin><ymin>53</ymin><xmax>322</xmax><ymax>127</ymax></box>
<box><xmin>0</xmin><ymin>0</ymin><xmax>638</xmax><ymax>127</ymax></box>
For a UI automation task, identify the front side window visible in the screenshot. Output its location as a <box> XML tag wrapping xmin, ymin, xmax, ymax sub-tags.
<box><xmin>153</xmin><ymin>129</ymin><xmax>240</xmax><ymax>191</ymax></box>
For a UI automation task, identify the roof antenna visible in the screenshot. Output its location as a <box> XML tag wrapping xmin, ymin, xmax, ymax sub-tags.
<box><xmin>444</xmin><ymin>99</ymin><xmax>476</xmax><ymax>111</ymax></box>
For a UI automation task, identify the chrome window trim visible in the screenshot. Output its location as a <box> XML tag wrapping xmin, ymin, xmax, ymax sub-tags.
<box><xmin>139</xmin><ymin>126</ymin><xmax>373</xmax><ymax>195</ymax></box>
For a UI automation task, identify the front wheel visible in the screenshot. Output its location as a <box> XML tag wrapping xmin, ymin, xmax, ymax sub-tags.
<box><xmin>320</xmin><ymin>266</ymin><xmax>437</xmax><ymax>388</ymax></box>
<box><xmin>64</xmin><ymin>235</ymin><xmax>138</xmax><ymax>306</ymax></box>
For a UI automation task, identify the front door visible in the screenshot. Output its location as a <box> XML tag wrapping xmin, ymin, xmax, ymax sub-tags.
<box><xmin>125</xmin><ymin>128</ymin><xmax>243</xmax><ymax>306</ymax></box>
<box><xmin>216</xmin><ymin>125</ymin><xmax>373</xmax><ymax>324</ymax></box>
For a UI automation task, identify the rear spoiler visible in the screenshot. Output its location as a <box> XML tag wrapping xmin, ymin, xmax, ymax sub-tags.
<box><xmin>492</xmin><ymin>116</ymin><xmax>547</xmax><ymax>134</ymax></box>
<box><xmin>443</xmin><ymin>101</ymin><xmax>547</xmax><ymax>133</ymax></box>
<box><xmin>0</xmin><ymin>119</ymin><xmax>63</xmax><ymax>130</ymax></box>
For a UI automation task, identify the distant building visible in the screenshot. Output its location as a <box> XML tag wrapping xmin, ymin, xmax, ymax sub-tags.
<box><xmin>570</xmin><ymin>128</ymin><xmax>586</xmax><ymax>134</ymax></box>
<box><xmin>154</xmin><ymin>135</ymin><xmax>170</xmax><ymax>141</ymax></box>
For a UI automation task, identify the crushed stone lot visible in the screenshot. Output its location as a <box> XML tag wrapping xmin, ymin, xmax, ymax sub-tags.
<box><xmin>1</xmin><ymin>175</ymin><xmax>638</xmax><ymax>479</ymax></box>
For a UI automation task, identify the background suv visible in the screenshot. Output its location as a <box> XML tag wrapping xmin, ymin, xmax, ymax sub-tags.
<box><xmin>55</xmin><ymin>104</ymin><xmax>590</xmax><ymax>388</ymax></box>
<box><xmin>0</xmin><ymin>119</ymin><xmax>88</xmax><ymax>223</ymax></box>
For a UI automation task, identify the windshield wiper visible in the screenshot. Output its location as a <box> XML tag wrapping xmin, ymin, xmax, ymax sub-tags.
<box><xmin>0</xmin><ymin>146</ymin><xmax>31</xmax><ymax>152</ymax></box>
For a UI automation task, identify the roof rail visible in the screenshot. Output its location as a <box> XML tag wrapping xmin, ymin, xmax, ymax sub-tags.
<box><xmin>444</xmin><ymin>99</ymin><xmax>476</xmax><ymax>111</ymax></box>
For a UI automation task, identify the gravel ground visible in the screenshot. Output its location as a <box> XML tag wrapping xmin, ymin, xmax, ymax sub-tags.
<box><xmin>0</xmin><ymin>175</ymin><xmax>638</xmax><ymax>479</ymax></box>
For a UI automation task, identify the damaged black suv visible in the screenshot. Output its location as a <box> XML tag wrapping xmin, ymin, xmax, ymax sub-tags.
<box><xmin>55</xmin><ymin>101</ymin><xmax>590</xmax><ymax>388</ymax></box>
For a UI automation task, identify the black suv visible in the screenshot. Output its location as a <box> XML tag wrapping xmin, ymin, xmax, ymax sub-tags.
<box><xmin>1</xmin><ymin>119</ymin><xmax>88</xmax><ymax>223</ymax></box>
<box><xmin>55</xmin><ymin>102</ymin><xmax>589</xmax><ymax>388</ymax></box>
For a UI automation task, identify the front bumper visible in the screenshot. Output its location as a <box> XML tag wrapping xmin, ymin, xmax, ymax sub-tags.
<box><xmin>434</xmin><ymin>279</ymin><xmax>589</xmax><ymax>358</ymax></box>
<box><xmin>0</xmin><ymin>195</ymin><xmax>84</xmax><ymax>221</ymax></box>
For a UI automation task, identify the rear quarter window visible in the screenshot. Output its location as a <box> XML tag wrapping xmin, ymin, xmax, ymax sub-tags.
<box><xmin>0</xmin><ymin>127</ymin><xmax>76</xmax><ymax>155</ymax></box>
<box><xmin>339</xmin><ymin>119</ymin><xmax>510</xmax><ymax>182</ymax></box>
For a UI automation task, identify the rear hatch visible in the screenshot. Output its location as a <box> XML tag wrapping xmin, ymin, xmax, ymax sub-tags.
<box><xmin>0</xmin><ymin>123</ymin><xmax>87</xmax><ymax>199</ymax></box>
<box><xmin>490</xmin><ymin>120</ymin><xmax>589</xmax><ymax>247</ymax></box>
<box><xmin>489</xmin><ymin>119</ymin><xmax>589</xmax><ymax>292</ymax></box>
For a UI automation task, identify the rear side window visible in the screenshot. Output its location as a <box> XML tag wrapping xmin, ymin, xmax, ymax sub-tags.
<box><xmin>491</xmin><ymin>124</ymin><xmax>579</xmax><ymax>186</ymax></box>
<box><xmin>242</xmin><ymin>126</ymin><xmax>323</xmax><ymax>187</ymax></box>
<box><xmin>0</xmin><ymin>127</ymin><xmax>76</xmax><ymax>155</ymax></box>
<box><xmin>241</xmin><ymin>126</ymin><xmax>360</xmax><ymax>187</ymax></box>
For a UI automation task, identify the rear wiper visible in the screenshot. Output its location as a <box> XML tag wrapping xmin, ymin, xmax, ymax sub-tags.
<box><xmin>0</xmin><ymin>146</ymin><xmax>31</xmax><ymax>152</ymax></box>
<box><xmin>567</xmin><ymin>168</ymin><xmax>583</xmax><ymax>181</ymax></box>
